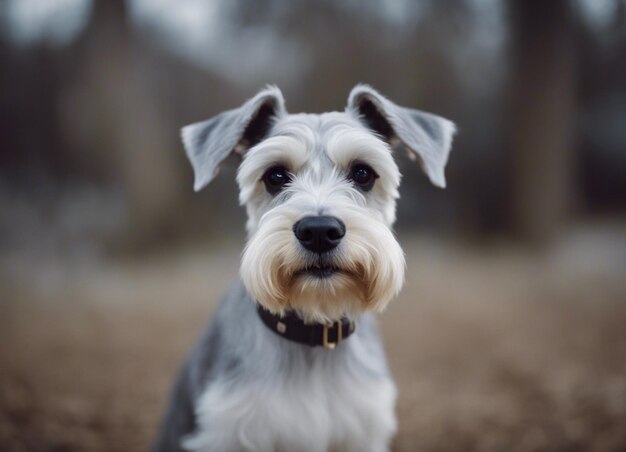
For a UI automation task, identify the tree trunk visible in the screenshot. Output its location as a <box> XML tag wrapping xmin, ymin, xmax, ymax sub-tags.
<box><xmin>508</xmin><ymin>0</ymin><xmax>576</xmax><ymax>245</ymax></box>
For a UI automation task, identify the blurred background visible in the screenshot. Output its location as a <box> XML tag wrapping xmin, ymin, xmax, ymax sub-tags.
<box><xmin>1</xmin><ymin>0</ymin><xmax>625</xmax><ymax>450</ymax></box>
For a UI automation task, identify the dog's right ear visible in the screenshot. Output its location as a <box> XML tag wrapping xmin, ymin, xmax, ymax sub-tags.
<box><xmin>347</xmin><ymin>84</ymin><xmax>456</xmax><ymax>188</ymax></box>
<box><xmin>181</xmin><ymin>86</ymin><xmax>287</xmax><ymax>191</ymax></box>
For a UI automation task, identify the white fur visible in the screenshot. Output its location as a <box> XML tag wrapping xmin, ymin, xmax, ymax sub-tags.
<box><xmin>183</xmin><ymin>324</ymin><xmax>397</xmax><ymax>452</ymax></box>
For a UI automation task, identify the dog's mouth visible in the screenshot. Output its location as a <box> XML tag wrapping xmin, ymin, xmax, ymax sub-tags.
<box><xmin>295</xmin><ymin>264</ymin><xmax>340</xmax><ymax>279</ymax></box>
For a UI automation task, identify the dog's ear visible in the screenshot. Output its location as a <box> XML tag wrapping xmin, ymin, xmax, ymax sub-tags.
<box><xmin>181</xmin><ymin>86</ymin><xmax>287</xmax><ymax>191</ymax></box>
<box><xmin>347</xmin><ymin>84</ymin><xmax>456</xmax><ymax>188</ymax></box>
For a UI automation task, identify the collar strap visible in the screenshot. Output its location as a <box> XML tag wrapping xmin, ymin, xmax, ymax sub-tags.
<box><xmin>256</xmin><ymin>305</ymin><xmax>356</xmax><ymax>349</ymax></box>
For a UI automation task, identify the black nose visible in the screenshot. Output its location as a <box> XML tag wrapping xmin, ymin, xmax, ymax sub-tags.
<box><xmin>293</xmin><ymin>216</ymin><xmax>346</xmax><ymax>253</ymax></box>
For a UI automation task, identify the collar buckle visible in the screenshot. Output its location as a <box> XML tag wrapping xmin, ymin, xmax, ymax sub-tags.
<box><xmin>322</xmin><ymin>321</ymin><xmax>343</xmax><ymax>350</ymax></box>
<box><xmin>256</xmin><ymin>304</ymin><xmax>356</xmax><ymax>348</ymax></box>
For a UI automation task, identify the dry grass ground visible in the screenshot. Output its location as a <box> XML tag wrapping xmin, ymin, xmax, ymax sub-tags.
<box><xmin>1</xmin><ymin>228</ymin><xmax>625</xmax><ymax>451</ymax></box>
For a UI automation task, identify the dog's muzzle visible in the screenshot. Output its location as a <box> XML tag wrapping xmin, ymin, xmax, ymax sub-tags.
<box><xmin>293</xmin><ymin>216</ymin><xmax>345</xmax><ymax>253</ymax></box>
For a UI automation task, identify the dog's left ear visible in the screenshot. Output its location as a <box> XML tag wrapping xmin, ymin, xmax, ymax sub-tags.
<box><xmin>347</xmin><ymin>84</ymin><xmax>456</xmax><ymax>188</ymax></box>
<box><xmin>182</xmin><ymin>86</ymin><xmax>287</xmax><ymax>191</ymax></box>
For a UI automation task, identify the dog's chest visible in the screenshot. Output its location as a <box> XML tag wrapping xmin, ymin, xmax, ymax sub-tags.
<box><xmin>183</xmin><ymin>352</ymin><xmax>397</xmax><ymax>452</ymax></box>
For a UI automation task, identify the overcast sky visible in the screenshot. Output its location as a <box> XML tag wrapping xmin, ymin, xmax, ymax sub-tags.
<box><xmin>1</xmin><ymin>0</ymin><xmax>622</xmax><ymax>83</ymax></box>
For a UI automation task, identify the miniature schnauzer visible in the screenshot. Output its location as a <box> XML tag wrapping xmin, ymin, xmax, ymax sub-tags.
<box><xmin>153</xmin><ymin>85</ymin><xmax>455</xmax><ymax>452</ymax></box>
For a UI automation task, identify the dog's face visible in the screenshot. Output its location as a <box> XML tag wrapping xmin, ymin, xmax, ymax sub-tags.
<box><xmin>236</xmin><ymin>111</ymin><xmax>404</xmax><ymax>323</ymax></box>
<box><xmin>182</xmin><ymin>85</ymin><xmax>455</xmax><ymax>322</ymax></box>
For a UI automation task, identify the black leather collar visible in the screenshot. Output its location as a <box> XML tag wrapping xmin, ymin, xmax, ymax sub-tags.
<box><xmin>256</xmin><ymin>305</ymin><xmax>356</xmax><ymax>349</ymax></box>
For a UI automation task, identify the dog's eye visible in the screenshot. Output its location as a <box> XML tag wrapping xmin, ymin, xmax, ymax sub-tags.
<box><xmin>263</xmin><ymin>166</ymin><xmax>291</xmax><ymax>194</ymax></box>
<box><xmin>349</xmin><ymin>163</ymin><xmax>378</xmax><ymax>191</ymax></box>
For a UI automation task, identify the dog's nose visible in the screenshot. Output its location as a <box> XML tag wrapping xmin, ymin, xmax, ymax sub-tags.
<box><xmin>293</xmin><ymin>216</ymin><xmax>346</xmax><ymax>253</ymax></box>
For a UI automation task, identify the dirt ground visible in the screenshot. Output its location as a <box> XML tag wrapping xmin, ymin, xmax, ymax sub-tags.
<box><xmin>1</xmin><ymin>229</ymin><xmax>625</xmax><ymax>451</ymax></box>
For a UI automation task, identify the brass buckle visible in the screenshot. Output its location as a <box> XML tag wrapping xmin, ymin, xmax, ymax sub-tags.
<box><xmin>322</xmin><ymin>321</ymin><xmax>342</xmax><ymax>350</ymax></box>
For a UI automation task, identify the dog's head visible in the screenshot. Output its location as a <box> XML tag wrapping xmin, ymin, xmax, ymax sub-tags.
<box><xmin>182</xmin><ymin>85</ymin><xmax>455</xmax><ymax>322</ymax></box>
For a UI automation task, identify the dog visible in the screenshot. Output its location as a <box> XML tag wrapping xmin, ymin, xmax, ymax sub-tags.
<box><xmin>153</xmin><ymin>85</ymin><xmax>455</xmax><ymax>452</ymax></box>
